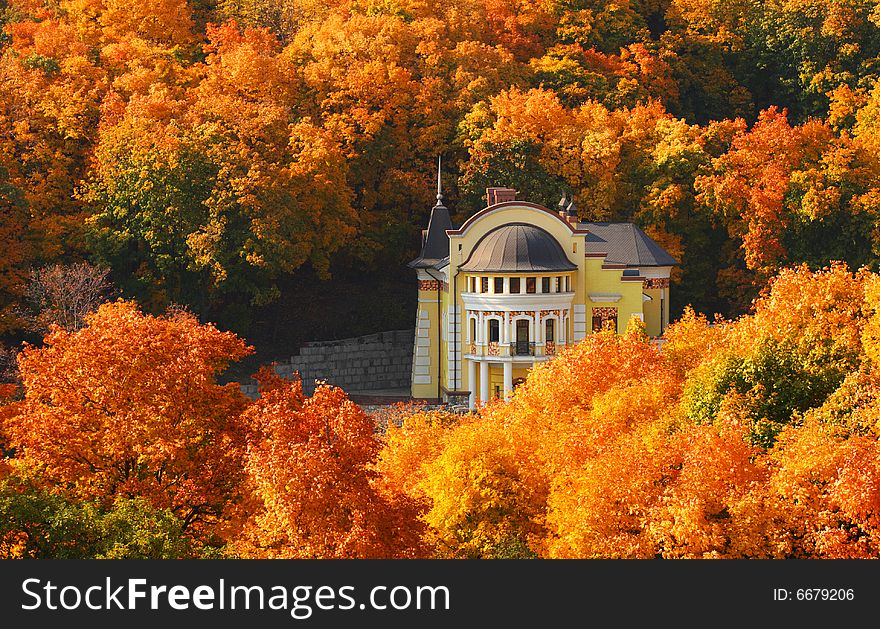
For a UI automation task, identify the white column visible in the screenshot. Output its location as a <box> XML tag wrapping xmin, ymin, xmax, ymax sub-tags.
<box><xmin>503</xmin><ymin>361</ymin><xmax>513</xmax><ymax>401</ymax></box>
<box><xmin>468</xmin><ymin>359</ymin><xmax>476</xmax><ymax>410</ymax></box>
<box><xmin>479</xmin><ymin>360</ymin><xmax>489</xmax><ymax>404</ymax></box>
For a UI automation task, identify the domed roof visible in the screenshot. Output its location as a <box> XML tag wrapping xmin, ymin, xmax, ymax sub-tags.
<box><xmin>459</xmin><ymin>223</ymin><xmax>577</xmax><ymax>273</ymax></box>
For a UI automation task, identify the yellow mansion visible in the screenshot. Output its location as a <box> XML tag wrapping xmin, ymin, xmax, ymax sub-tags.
<box><xmin>409</xmin><ymin>186</ymin><xmax>677</xmax><ymax>408</ymax></box>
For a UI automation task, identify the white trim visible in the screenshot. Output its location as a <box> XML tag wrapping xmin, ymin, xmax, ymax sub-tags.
<box><xmin>588</xmin><ymin>293</ymin><xmax>623</xmax><ymax>303</ymax></box>
<box><xmin>461</xmin><ymin>292</ymin><xmax>575</xmax><ymax>311</ymax></box>
<box><xmin>451</xmin><ymin>204</ymin><xmax>577</xmax><ymax>239</ymax></box>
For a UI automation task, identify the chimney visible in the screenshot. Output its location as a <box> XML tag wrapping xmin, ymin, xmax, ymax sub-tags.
<box><xmin>486</xmin><ymin>187</ymin><xmax>517</xmax><ymax>206</ymax></box>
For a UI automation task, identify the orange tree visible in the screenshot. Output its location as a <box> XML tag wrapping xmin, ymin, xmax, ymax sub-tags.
<box><xmin>233</xmin><ymin>371</ymin><xmax>426</xmax><ymax>558</ymax></box>
<box><xmin>0</xmin><ymin>300</ymin><xmax>252</xmax><ymax>541</ymax></box>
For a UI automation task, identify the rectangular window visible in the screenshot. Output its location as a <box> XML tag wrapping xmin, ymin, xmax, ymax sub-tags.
<box><xmin>481</xmin><ymin>276</ymin><xmax>489</xmax><ymax>293</ymax></box>
<box><xmin>526</xmin><ymin>277</ymin><xmax>536</xmax><ymax>294</ymax></box>
<box><xmin>495</xmin><ymin>277</ymin><xmax>504</xmax><ymax>294</ymax></box>
<box><xmin>510</xmin><ymin>277</ymin><xmax>521</xmax><ymax>293</ymax></box>
<box><xmin>565</xmin><ymin>276</ymin><xmax>570</xmax><ymax>292</ymax></box>
<box><xmin>545</xmin><ymin>319</ymin><xmax>555</xmax><ymax>342</ymax></box>
<box><xmin>542</xmin><ymin>277</ymin><xmax>550</xmax><ymax>293</ymax></box>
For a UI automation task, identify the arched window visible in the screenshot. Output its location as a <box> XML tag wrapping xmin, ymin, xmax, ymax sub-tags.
<box><xmin>488</xmin><ymin>319</ymin><xmax>500</xmax><ymax>343</ymax></box>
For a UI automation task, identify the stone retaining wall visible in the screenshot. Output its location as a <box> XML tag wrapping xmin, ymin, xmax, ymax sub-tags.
<box><xmin>246</xmin><ymin>329</ymin><xmax>414</xmax><ymax>396</ymax></box>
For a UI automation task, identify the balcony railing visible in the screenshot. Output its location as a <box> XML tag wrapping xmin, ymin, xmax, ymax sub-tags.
<box><xmin>467</xmin><ymin>341</ymin><xmax>564</xmax><ymax>357</ymax></box>
<box><xmin>510</xmin><ymin>341</ymin><xmax>536</xmax><ymax>356</ymax></box>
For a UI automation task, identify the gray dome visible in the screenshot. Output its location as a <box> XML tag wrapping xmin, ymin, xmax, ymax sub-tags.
<box><xmin>459</xmin><ymin>223</ymin><xmax>577</xmax><ymax>273</ymax></box>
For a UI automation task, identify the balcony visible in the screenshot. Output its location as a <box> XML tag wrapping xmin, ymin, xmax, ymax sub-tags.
<box><xmin>509</xmin><ymin>341</ymin><xmax>536</xmax><ymax>356</ymax></box>
<box><xmin>466</xmin><ymin>341</ymin><xmax>564</xmax><ymax>359</ymax></box>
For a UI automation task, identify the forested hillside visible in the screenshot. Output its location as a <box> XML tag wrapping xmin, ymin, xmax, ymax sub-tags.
<box><xmin>3</xmin><ymin>0</ymin><xmax>880</xmax><ymax>340</ymax></box>
<box><xmin>4</xmin><ymin>1</ymin><xmax>880</xmax><ymax>559</ymax></box>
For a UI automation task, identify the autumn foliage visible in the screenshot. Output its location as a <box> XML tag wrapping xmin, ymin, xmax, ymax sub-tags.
<box><xmin>6</xmin><ymin>0</ymin><xmax>880</xmax><ymax>559</ymax></box>
<box><xmin>3</xmin><ymin>0</ymin><xmax>880</xmax><ymax>323</ymax></box>
<box><xmin>3</xmin><ymin>266</ymin><xmax>880</xmax><ymax>557</ymax></box>
<box><xmin>234</xmin><ymin>371</ymin><xmax>425</xmax><ymax>558</ymax></box>
<box><xmin>1</xmin><ymin>301</ymin><xmax>252</xmax><ymax>544</ymax></box>
<box><xmin>378</xmin><ymin>263</ymin><xmax>880</xmax><ymax>558</ymax></box>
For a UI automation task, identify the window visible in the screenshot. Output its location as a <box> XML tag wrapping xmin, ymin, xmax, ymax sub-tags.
<box><xmin>556</xmin><ymin>276</ymin><xmax>562</xmax><ymax>292</ymax></box>
<box><xmin>481</xmin><ymin>276</ymin><xmax>489</xmax><ymax>293</ymax></box>
<box><xmin>526</xmin><ymin>277</ymin><xmax>536</xmax><ymax>293</ymax></box>
<box><xmin>510</xmin><ymin>277</ymin><xmax>521</xmax><ymax>293</ymax></box>
<box><xmin>565</xmin><ymin>276</ymin><xmax>570</xmax><ymax>292</ymax></box>
<box><xmin>488</xmin><ymin>319</ymin><xmax>500</xmax><ymax>343</ymax></box>
<box><xmin>545</xmin><ymin>319</ymin><xmax>555</xmax><ymax>342</ymax></box>
<box><xmin>542</xmin><ymin>277</ymin><xmax>550</xmax><ymax>293</ymax></box>
<box><xmin>470</xmin><ymin>318</ymin><xmax>477</xmax><ymax>342</ymax></box>
<box><xmin>494</xmin><ymin>277</ymin><xmax>504</xmax><ymax>294</ymax></box>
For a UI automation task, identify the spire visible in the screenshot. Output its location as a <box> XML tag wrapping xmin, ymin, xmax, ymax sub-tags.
<box><xmin>435</xmin><ymin>154</ymin><xmax>445</xmax><ymax>208</ymax></box>
<box><xmin>408</xmin><ymin>154</ymin><xmax>453</xmax><ymax>268</ymax></box>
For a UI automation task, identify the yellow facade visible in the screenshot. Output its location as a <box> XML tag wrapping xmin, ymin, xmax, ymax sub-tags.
<box><xmin>410</xmin><ymin>196</ymin><xmax>676</xmax><ymax>406</ymax></box>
